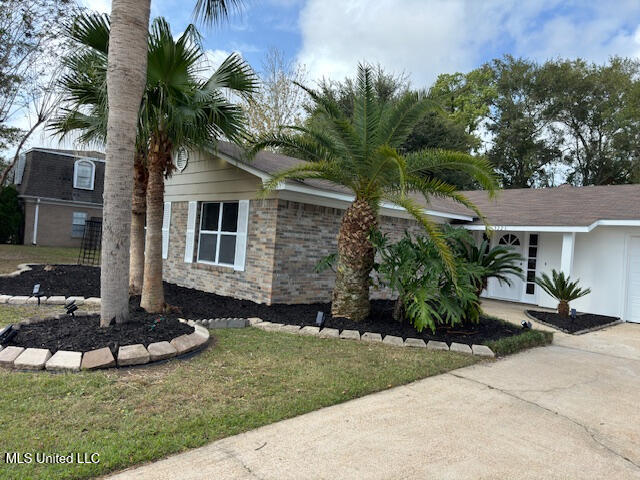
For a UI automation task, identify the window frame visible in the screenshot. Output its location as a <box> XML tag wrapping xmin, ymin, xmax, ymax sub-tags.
<box><xmin>196</xmin><ymin>201</ymin><xmax>239</xmax><ymax>267</ymax></box>
<box><xmin>73</xmin><ymin>159</ymin><xmax>96</xmax><ymax>190</ymax></box>
<box><xmin>71</xmin><ymin>211</ymin><xmax>88</xmax><ymax>238</ymax></box>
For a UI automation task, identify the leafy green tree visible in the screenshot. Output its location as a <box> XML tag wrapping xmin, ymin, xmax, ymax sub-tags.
<box><xmin>538</xmin><ymin>57</ymin><xmax>640</xmax><ymax>185</ymax></box>
<box><xmin>250</xmin><ymin>63</ymin><xmax>497</xmax><ymax>322</ymax></box>
<box><xmin>535</xmin><ymin>269</ymin><xmax>591</xmax><ymax>317</ymax></box>
<box><xmin>484</xmin><ymin>56</ymin><xmax>560</xmax><ymax>188</ymax></box>
<box><xmin>0</xmin><ymin>185</ymin><xmax>22</xmax><ymax>243</ymax></box>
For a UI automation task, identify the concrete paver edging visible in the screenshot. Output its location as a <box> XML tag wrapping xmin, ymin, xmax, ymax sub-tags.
<box><xmin>249</xmin><ymin>319</ymin><xmax>495</xmax><ymax>357</ymax></box>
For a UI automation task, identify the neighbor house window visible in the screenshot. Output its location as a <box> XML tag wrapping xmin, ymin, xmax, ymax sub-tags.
<box><xmin>71</xmin><ymin>212</ymin><xmax>88</xmax><ymax>238</ymax></box>
<box><xmin>197</xmin><ymin>202</ymin><xmax>239</xmax><ymax>266</ymax></box>
<box><xmin>73</xmin><ymin>159</ymin><xmax>95</xmax><ymax>190</ymax></box>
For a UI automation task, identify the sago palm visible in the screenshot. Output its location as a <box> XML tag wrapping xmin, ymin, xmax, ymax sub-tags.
<box><xmin>535</xmin><ymin>269</ymin><xmax>591</xmax><ymax>317</ymax></box>
<box><xmin>250</xmin><ymin>64</ymin><xmax>498</xmax><ymax>321</ymax></box>
<box><xmin>447</xmin><ymin>228</ymin><xmax>524</xmax><ymax>296</ymax></box>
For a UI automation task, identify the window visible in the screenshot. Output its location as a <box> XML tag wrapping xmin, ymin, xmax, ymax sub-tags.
<box><xmin>498</xmin><ymin>234</ymin><xmax>520</xmax><ymax>246</ymax></box>
<box><xmin>525</xmin><ymin>234</ymin><xmax>539</xmax><ymax>295</ymax></box>
<box><xmin>197</xmin><ymin>202</ymin><xmax>239</xmax><ymax>266</ymax></box>
<box><xmin>73</xmin><ymin>159</ymin><xmax>95</xmax><ymax>190</ymax></box>
<box><xmin>71</xmin><ymin>212</ymin><xmax>87</xmax><ymax>238</ymax></box>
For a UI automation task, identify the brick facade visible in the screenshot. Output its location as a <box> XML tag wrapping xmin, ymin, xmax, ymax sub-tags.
<box><xmin>163</xmin><ymin>198</ymin><xmax>423</xmax><ymax>305</ymax></box>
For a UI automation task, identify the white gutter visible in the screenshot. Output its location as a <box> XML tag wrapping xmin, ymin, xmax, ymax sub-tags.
<box><xmin>25</xmin><ymin>148</ymin><xmax>105</xmax><ymax>162</ymax></box>
<box><xmin>218</xmin><ymin>151</ymin><xmax>475</xmax><ymax>222</ymax></box>
<box><xmin>20</xmin><ymin>195</ymin><xmax>102</xmax><ymax>208</ymax></box>
<box><xmin>464</xmin><ymin>219</ymin><xmax>640</xmax><ymax>233</ymax></box>
<box><xmin>32</xmin><ymin>197</ymin><xmax>40</xmax><ymax>245</ymax></box>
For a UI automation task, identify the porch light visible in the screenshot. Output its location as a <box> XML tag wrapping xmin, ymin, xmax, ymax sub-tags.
<box><xmin>64</xmin><ymin>300</ymin><xmax>78</xmax><ymax>318</ymax></box>
<box><xmin>315</xmin><ymin>311</ymin><xmax>325</xmax><ymax>327</ymax></box>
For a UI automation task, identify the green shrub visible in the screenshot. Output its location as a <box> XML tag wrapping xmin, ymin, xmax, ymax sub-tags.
<box><xmin>446</xmin><ymin>225</ymin><xmax>524</xmax><ymax>296</ymax></box>
<box><xmin>370</xmin><ymin>229</ymin><xmax>484</xmax><ymax>333</ymax></box>
<box><xmin>0</xmin><ymin>185</ymin><xmax>22</xmax><ymax>244</ymax></box>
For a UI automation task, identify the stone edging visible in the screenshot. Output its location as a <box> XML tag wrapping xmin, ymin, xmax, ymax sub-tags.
<box><xmin>0</xmin><ymin>317</ymin><xmax>210</xmax><ymax>373</ymax></box>
<box><xmin>524</xmin><ymin>310</ymin><xmax>623</xmax><ymax>335</ymax></box>
<box><xmin>0</xmin><ymin>263</ymin><xmax>34</xmax><ymax>278</ymax></box>
<box><xmin>249</xmin><ymin>319</ymin><xmax>495</xmax><ymax>357</ymax></box>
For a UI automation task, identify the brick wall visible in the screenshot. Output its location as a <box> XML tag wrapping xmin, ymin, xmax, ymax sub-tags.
<box><xmin>163</xmin><ymin>198</ymin><xmax>426</xmax><ymax>305</ymax></box>
<box><xmin>163</xmin><ymin>199</ymin><xmax>278</xmax><ymax>304</ymax></box>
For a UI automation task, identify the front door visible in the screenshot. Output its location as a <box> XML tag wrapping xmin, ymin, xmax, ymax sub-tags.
<box><xmin>489</xmin><ymin>233</ymin><xmax>524</xmax><ymax>302</ymax></box>
<box><xmin>626</xmin><ymin>236</ymin><xmax>640</xmax><ymax>323</ymax></box>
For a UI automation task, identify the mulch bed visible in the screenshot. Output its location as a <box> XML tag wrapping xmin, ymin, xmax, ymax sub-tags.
<box><xmin>526</xmin><ymin>310</ymin><xmax>620</xmax><ymax>334</ymax></box>
<box><xmin>2</xmin><ymin>264</ymin><xmax>530</xmax><ymax>346</ymax></box>
<box><xmin>3</xmin><ymin>304</ymin><xmax>193</xmax><ymax>354</ymax></box>
<box><xmin>0</xmin><ymin>264</ymin><xmax>100</xmax><ymax>298</ymax></box>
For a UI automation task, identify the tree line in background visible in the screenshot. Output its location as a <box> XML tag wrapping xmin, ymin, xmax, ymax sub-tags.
<box><xmin>251</xmin><ymin>55</ymin><xmax>640</xmax><ymax>189</ymax></box>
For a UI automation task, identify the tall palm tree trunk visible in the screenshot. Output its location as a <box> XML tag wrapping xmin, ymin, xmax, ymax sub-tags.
<box><xmin>331</xmin><ymin>199</ymin><xmax>378</xmax><ymax>321</ymax></box>
<box><xmin>100</xmin><ymin>0</ymin><xmax>151</xmax><ymax>326</ymax></box>
<box><xmin>141</xmin><ymin>133</ymin><xmax>171</xmax><ymax>313</ymax></box>
<box><xmin>129</xmin><ymin>151</ymin><xmax>147</xmax><ymax>295</ymax></box>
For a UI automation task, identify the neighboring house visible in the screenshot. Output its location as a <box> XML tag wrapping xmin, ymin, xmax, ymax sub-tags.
<box><xmin>13</xmin><ymin>148</ymin><xmax>105</xmax><ymax>247</ymax></box>
<box><xmin>163</xmin><ymin>142</ymin><xmax>640</xmax><ymax>323</ymax></box>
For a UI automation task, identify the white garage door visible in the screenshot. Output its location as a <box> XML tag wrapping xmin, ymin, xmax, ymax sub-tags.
<box><xmin>627</xmin><ymin>236</ymin><xmax>640</xmax><ymax>323</ymax></box>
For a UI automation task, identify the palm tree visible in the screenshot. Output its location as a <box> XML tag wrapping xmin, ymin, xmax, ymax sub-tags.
<box><xmin>99</xmin><ymin>0</ymin><xmax>242</xmax><ymax>325</ymax></box>
<box><xmin>250</xmin><ymin>64</ymin><xmax>498</xmax><ymax>321</ymax></box>
<box><xmin>139</xmin><ymin>18</ymin><xmax>256</xmax><ymax>312</ymax></box>
<box><xmin>53</xmin><ymin>13</ymin><xmax>256</xmax><ymax>314</ymax></box>
<box><xmin>50</xmin><ymin>12</ymin><xmax>149</xmax><ymax>297</ymax></box>
<box><xmin>535</xmin><ymin>269</ymin><xmax>591</xmax><ymax>317</ymax></box>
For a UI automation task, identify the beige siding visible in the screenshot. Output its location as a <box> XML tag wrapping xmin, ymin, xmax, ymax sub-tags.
<box><xmin>23</xmin><ymin>201</ymin><xmax>102</xmax><ymax>247</ymax></box>
<box><xmin>165</xmin><ymin>151</ymin><xmax>263</xmax><ymax>202</ymax></box>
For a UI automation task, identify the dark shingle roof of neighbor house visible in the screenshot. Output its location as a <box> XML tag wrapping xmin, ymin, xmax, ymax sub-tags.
<box><xmin>16</xmin><ymin>148</ymin><xmax>105</xmax><ymax>204</ymax></box>
<box><xmin>32</xmin><ymin>148</ymin><xmax>105</xmax><ymax>160</ymax></box>
<box><xmin>217</xmin><ymin>142</ymin><xmax>640</xmax><ymax>226</ymax></box>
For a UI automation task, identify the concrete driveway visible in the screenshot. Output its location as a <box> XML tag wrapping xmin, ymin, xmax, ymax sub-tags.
<box><xmin>108</xmin><ymin>305</ymin><xmax>640</xmax><ymax>480</ymax></box>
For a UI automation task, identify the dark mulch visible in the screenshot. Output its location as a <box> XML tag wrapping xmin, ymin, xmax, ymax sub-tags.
<box><xmin>2</xmin><ymin>264</ymin><xmax>529</xmax><ymax>346</ymax></box>
<box><xmin>0</xmin><ymin>264</ymin><xmax>100</xmax><ymax>297</ymax></box>
<box><xmin>526</xmin><ymin>310</ymin><xmax>620</xmax><ymax>334</ymax></box>
<box><xmin>3</xmin><ymin>306</ymin><xmax>194</xmax><ymax>354</ymax></box>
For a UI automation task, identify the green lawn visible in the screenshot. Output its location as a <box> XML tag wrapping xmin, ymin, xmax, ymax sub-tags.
<box><xmin>0</xmin><ymin>245</ymin><xmax>80</xmax><ymax>274</ymax></box>
<box><xmin>0</xmin><ymin>308</ymin><xmax>481</xmax><ymax>480</ymax></box>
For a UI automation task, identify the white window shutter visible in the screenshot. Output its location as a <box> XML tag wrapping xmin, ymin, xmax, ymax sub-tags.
<box><xmin>162</xmin><ymin>202</ymin><xmax>171</xmax><ymax>259</ymax></box>
<box><xmin>184</xmin><ymin>201</ymin><xmax>197</xmax><ymax>263</ymax></box>
<box><xmin>234</xmin><ymin>200</ymin><xmax>250</xmax><ymax>271</ymax></box>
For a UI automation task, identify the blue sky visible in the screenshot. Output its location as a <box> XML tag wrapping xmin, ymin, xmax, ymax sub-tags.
<box><xmin>13</xmin><ymin>0</ymin><xmax>640</xmax><ymax>151</ymax></box>
<box><xmin>82</xmin><ymin>0</ymin><xmax>640</xmax><ymax>88</ymax></box>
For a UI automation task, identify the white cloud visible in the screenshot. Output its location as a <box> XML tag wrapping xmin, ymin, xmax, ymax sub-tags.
<box><xmin>81</xmin><ymin>0</ymin><xmax>110</xmax><ymax>14</ymax></box>
<box><xmin>297</xmin><ymin>0</ymin><xmax>640</xmax><ymax>86</ymax></box>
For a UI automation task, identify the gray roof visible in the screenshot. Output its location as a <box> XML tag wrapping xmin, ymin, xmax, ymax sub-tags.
<box><xmin>462</xmin><ymin>184</ymin><xmax>640</xmax><ymax>226</ymax></box>
<box><xmin>216</xmin><ymin>142</ymin><xmax>475</xmax><ymax>218</ymax></box>
<box><xmin>16</xmin><ymin>148</ymin><xmax>105</xmax><ymax>204</ymax></box>
<box><xmin>217</xmin><ymin>142</ymin><xmax>640</xmax><ymax>226</ymax></box>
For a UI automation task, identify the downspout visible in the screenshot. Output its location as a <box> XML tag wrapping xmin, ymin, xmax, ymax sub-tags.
<box><xmin>32</xmin><ymin>197</ymin><xmax>40</xmax><ymax>245</ymax></box>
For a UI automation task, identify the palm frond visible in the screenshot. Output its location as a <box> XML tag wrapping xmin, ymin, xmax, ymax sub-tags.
<box><xmin>193</xmin><ymin>0</ymin><xmax>243</xmax><ymax>26</ymax></box>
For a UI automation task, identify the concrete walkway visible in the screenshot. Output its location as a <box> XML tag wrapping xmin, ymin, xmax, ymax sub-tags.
<box><xmin>108</xmin><ymin>305</ymin><xmax>640</xmax><ymax>480</ymax></box>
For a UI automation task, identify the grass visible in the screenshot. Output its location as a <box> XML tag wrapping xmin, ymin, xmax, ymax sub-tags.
<box><xmin>0</xmin><ymin>245</ymin><xmax>80</xmax><ymax>274</ymax></box>
<box><xmin>0</xmin><ymin>307</ymin><xmax>480</xmax><ymax>480</ymax></box>
<box><xmin>483</xmin><ymin>316</ymin><xmax>553</xmax><ymax>356</ymax></box>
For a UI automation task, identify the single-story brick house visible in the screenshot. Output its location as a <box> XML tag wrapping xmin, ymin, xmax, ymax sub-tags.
<box><xmin>13</xmin><ymin>148</ymin><xmax>105</xmax><ymax>247</ymax></box>
<box><xmin>162</xmin><ymin>142</ymin><xmax>640</xmax><ymax>323</ymax></box>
